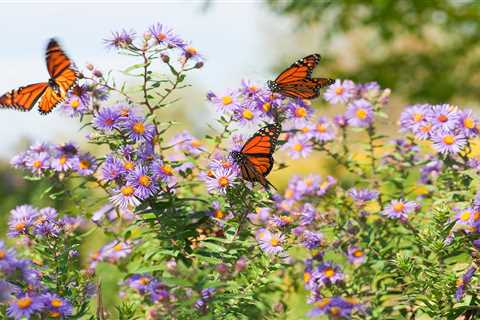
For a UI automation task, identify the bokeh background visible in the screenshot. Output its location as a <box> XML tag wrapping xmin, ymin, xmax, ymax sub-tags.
<box><xmin>1</xmin><ymin>1</ymin><xmax>480</xmax><ymax>318</ymax></box>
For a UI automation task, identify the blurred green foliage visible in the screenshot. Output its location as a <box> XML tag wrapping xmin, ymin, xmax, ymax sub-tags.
<box><xmin>267</xmin><ymin>0</ymin><xmax>480</xmax><ymax>103</ymax></box>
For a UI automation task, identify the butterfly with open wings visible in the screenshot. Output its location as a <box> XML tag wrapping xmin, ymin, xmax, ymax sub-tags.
<box><xmin>230</xmin><ymin>122</ymin><xmax>282</xmax><ymax>190</ymax></box>
<box><xmin>0</xmin><ymin>38</ymin><xmax>78</xmax><ymax>114</ymax></box>
<box><xmin>267</xmin><ymin>54</ymin><xmax>334</xmax><ymax>100</ymax></box>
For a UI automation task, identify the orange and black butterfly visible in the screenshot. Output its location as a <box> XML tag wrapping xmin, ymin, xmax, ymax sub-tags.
<box><xmin>230</xmin><ymin>122</ymin><xmax>282</xmax><ymax>190</ymax></box>
<box><xmin>0</xmin><ymin>38</ymin><xmax>78</xmax><ymax>114</ymax></box>
<box><xmin>267</xmin><ymin>54</ymin><xmax>334</xmax><ymax>100</ymax></box>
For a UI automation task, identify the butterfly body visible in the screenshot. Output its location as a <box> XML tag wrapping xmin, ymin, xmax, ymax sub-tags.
<box><xmin>0</xmin><ymin>38</ymin><xmax>78</xmax><ymax>114</ymax></box>
<box><xmin>267</xmin><ymin>54</ymin><xmax>334</xmax><ymax>100</ymax></box>
<box><xmin>230</xmin><ymin>123</ymin><xmax>281</xmax><ymax>190</ymax></box>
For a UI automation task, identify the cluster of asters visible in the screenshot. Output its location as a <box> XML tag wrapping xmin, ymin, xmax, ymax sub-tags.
<box><xmin>0</xmin><ymin>205</ymin><xmax>91</xmax><ymax>319</ymax></box>
<box><xmin>400</xmin><ymin>103</ymin><xmax>479</xmax><ymax>154</ymax></box>
<box><xmin>88</xmin><ymin>239</ymin><xmax>134</xmax><ymax>272</ymax></box>
<box><xmin>104</xmin><ymin>23</ymin><xmax>203</xmax><ymax>65</ymax></box>
<box><xmin>10</xmin><ymin>142</ymin><xmax>96</xmax><ymax>177</ymax></box>
<box><xmin>121</xmin><ymin>274</ymin><xmax>171</xmax><ymax>304</ymax></box>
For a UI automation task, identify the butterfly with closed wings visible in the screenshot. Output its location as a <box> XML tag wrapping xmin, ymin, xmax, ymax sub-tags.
<box><xmin>0</xmin><ymin>38</ymin><xmax>78</xmax><ymax>114</ymax></box>
<box><xmin>267</xmin><ymin>54</ymin><xmax>334</xmax><ymax>100</ymax></box>
<box><xmin>230</xmin><ymin>122</ymin><xmax>282</xmax><ymax>190</ymax></box>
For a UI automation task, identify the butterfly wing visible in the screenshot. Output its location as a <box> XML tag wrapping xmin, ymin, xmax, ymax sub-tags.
<box><xmin>274</xmin><ymin>54</ymin><xmax>320</xmax><ymax>85</ymax></box>
<box><xmin>38</xmin><ymin>39</ymin><xmax>78</xmax><ymax>114</ymax></box>
<box><xmin>0</xmin><ymin>83</ymin><xmax>49</xmax><ymax>111</ymax></box>
<box><xmin>277</xmin><ymin>78</ymin><xmax>335</xmax><ymax>100</ymax></box>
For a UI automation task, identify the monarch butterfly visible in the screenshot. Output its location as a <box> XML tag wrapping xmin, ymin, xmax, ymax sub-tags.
<box><xmin>267</xmin><ymin>54</ymin><xmax>334</xmax><ymax>100</ymax></box>
<box><xmin>230</xmin><ymin>122</ymin><xmax>282</xmax><ymax>190</ymax></box>
<box><xmin>0</xmin><ymin>38</ymin><xmax>78</xmax><ymax>114</ymax></box>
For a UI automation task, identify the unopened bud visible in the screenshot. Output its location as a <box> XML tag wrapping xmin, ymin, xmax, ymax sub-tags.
<box><xmin>86</xmin><ymin>63</ymin><xmax>94</xmax><ymax>71</ymax></box>
<box><xmin>194</xmin><ymin>61</ymin><xmax>204</xmax><ymax>69</ymax></box>
<box><xmin>161</xmin><ymin>54</ymin><xmax>170</xmax><ymax>63</ymax></box>
<box><xmin>93</xmin><ymin>69</ymin><xmax>103</xmax><ymax>78</ymax></box>
<box><xmin>143</xmin><ymin>31</ymin><xmax>152</xmax><ymax>41</ymax></box>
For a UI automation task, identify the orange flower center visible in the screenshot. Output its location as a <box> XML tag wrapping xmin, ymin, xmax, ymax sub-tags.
<box><xmin>316</xmin><ymin>123</ymin><xmax>327</xmax><ymax>133</ymax></box>
<box><xmin>17</xmin><ymin>297</ymin><xmax>32</xmax><ymax>309</ymax></box>
<box><xmin>248</xmin><ymin>85</ymin><xmax>258</xmax><ymax>93</ymax></box>
<box><xmin>207</xmin><ymin>170</ymin><xmax>215</xmax><ymax>178</ymax></box>
<box><xmin>262</xmin><ymin>102</ymin><xmax>271</xmax><ymax>112</ymax></box>
<box><xmin>51</xmin><ymin>298</ymin><xmax>63</xmax><ymax>308</ymax></box>
<box><xmin>437</xmin><ymin>114</ymin><xmax>448</xmax><ymax>122</ymax></box>
<box><xmin>186</xmin><ymin>47</ymin><xmax>197</xmax><ymax>55</ymax></box>
<box><xmin>303</xmin><ymin>272</ymin><xmax>311</xmax><ymax>283</ymax></box>
<box><xmin>138</xmin><ymin>175</ymin><xmax>151</xmax><ymax>187</ymax></box>
<box><xmin>0</xmin><ymin>250</ymin><xmax>5</xmax><ymax>259</ymax></box>
<box><xmin>156</xmin><ymin>33</ymin><xmax>167</xmax><ymax>41</ymax></box>
<box><xmin>353</xmin><ymin>249</ymin><xmax>364</xmax><ymax>257</ymax></box>
<box><xmin>33</xmin><ymin>160</ymin><xmax>42</xmax><ymax>168</ymax></box>
<box><xmin>124</xmin><ymin>161</ymin><xmax>135</xmax><ymax>171</ymax></box>
<box><xmin>121</xmin><ymin>185</ymin><xmax>134</xmax><ymax>196</ymax></box>
<box><xmin>270</xmin><ymin>238</ymin><xmax>280</xmax><ymax>246</ymax></box>
<box><xmin>242</xmin><ymin>109</ymin><xmax>254</xmax><ymax>120</ymax></box>
<box><xmin>59</xmin><ymin>155</ymin><xmax>67</xmax><ymax>165</ymax></box>
<box><xmin>335</xmin><ymin>87</ymin><xmax>344</xmax><ymax>95</ymax></box>
<box><xmin>324</xmin><ymin>267</ymin><xmax>335</xmax><ymax>278</ymax></box>
<box><xmin>315</xmin><ymin>298</ymin><xmax>330</xmax><ymax>308</ymax></box>
<box><xmin>49</xmin><ymin>312</ymin><xmax>61</xmax><ymax>318</ymax></box>
<box><xmin>214</xmin><ymin>210</ymin><xmax>225</xmax><ymax>219</ymax></box>
<box><xmin>191</xmin><ymin>140</ymin><xmax>202</xmax><ymax>148</ymax></box>
<box><xmin>133</xmin><ymin>122</ymin><xmax>145</xmax><ymax>134</ymax></box>
<box><xmin>79</xmin><ymin>160</ymin><xmax>91</xmax><ymax>169</ymax></box>
<box><xmin>218</xmin><ymin>176</ymin><xmax>229</xmax><ymax>187</ymax></box>
<box><xmin>420</xmin><ymin>123</ymin><xmax>432</xmax><ymax>133</ymax></box>
<box><xmin>295</xmin><ymin>107</ymin><xmax>307</xmax><ymax>118</ymax></box>
<box><xmin>139</xmin><ymin>277</ymin><xmax>151</xmax><ymax>285</ymax></box>
<box><xmin>161</xmin><ymin>165</ymin><xmax>174</xmax><ymax>176</ymax></box>
<box><xmin>356</xmin><ymin>108</ymin><xmax>367</xmax><ymax>120</ymax></box>
<box><xmin>222</xmin><ymin>96</ymin><xmax>233</xmax><ymax>106</ymax></box>
<box><xmin>330</xmin><ymin>306</ymin><xmax>341</xmax><ymax>315</ymax></box>
<box><xmin>293</xmin><ymin>143</ymin><xmax>304</xmax><ymax>152</ymax></box>
<box><xmin>442</xmin><ymin>135</ymin><xmax>455</xmax><ymax>145</ymax></box>
<box><xmin>393</xmin><ymin>202</ymin><xmax>405</xmax><ymax>212</ymax></box>
<box><xmin>464</xmin><ymin>118</ymin><xmax>475</xmax><ymax>129</ymax></box>
<box><xmin>413</xmin><ymin>113</ymin><xmax>424</xmax><ymax>122</ymax></box>
<box><xmin>15</xmin><ymin>222</ymin><xmax>26</xmax><ymax>231</ymax></box>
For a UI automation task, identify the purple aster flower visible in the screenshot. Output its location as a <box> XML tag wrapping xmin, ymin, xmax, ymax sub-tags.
<box><xmin>73</xmin><ymin>153</ymin><xmax>97</xmax><ymax>176</ymax></box>
<box><xmin>7</xmin><ymin>293</ymin><xmax>44</xmax><ymax>320</ymax></box>
<box><xmin>25</xmin><ymin>152</ymin><xmax>50</xmax><ymax>174</ymax></box>
<box><xmin>348</xmin><ymin>188</ymin><xmax>379</xmax><ymax>203</ymax></box>
<box><xmin>41</xmin><ymin>293</ymin><xmax>73</xmax><ymax>319</ymax></box>
<box><xmin>29</xmin><ymin>142</ymin><xmax>52</xmax><ymax>153</ymax></box>
<box><xmin>149</xmin><ymin>282</ymin><xmax>170</xmax><ymax>303</ymax></box>
<box><xmin>104</xmin><ymin>29</ymin><xmax>135</xmax><ymax>49</ymax></box>
<box><xmin>412</xmin><ymin>120</ymin><xmax>434</xmax><ymax>140</ymax></box>
<box><xmin>256</xmin><ymin>228</ymin><xmax>285</xmax><ymax>255</ymax></box>
<box><xmin>300</xmin><ymin>203</ymin><xmax>317</xmax><ymax>226</ymax></box>
<box><xmin>357</xmin><ymin>81</ymin><xmax>380</xmax><ymax>99</ymax></box>
<box><xmin>91</xmin><ymin>86</ymin><xmax>109</xmax><ymax>101</ymax></box>
<box><xmin>458</xmin><ymin>109</ymin><xmax>479</xmax><ymax>138</ymax></box>
<box><xmin>308</xmin><ymin>296</ymin><xmax>355</xmax><ymax>318</ymax></box>
<box><xmin>0</xmin><ymin>241</ymin><xmax>17</xmax><ymax>273</ymax></box>
<box><xmin>345</xmin><ymin>99</ymin><xmax>374</xmax><ymax>127</ymax></box>
<box><xmin>317</xmin><ymin>176</ymin><xmax>336</xmax><ymax>196</ymax></box>
<box><xmin>420</xmin><ymin>157</ymin><xmax>442</xmax><ymax>184</ymax></box>
<box><xmin>10</xmin><ymin>152</ymin><xmax>28</xmax><ymax>169</ymax></box>
<box><xmin>210</xmin><ymin>90</ymin><xmax>240</xmax><ymax>111</ymax></box>
<box><xmin>382</xmin><ymin>199</ymin><xmax>418</xmax><ymax>221</ymax></box>
<box><xmin>149</xmin><ymin>23</ymin><xmax>184</xmax><ymax>48</ymax></box>
<box><xmin>0</xmin><ymin>280</ymin><xmax>19</xmax><ymax>303</ymax></box>
<box><xmin>232</xmin><ymin>103</ymin><xmax>261</xmax><ymax>127</ymax></box>
<box><xmin>151</xmin><ymin>159</ymin><xmax>177</xmax><ymax>187</ymax></box>
<box><xmin>309</xmin><ymin>117</ymin><xmax>336</xmax><ymax>142</ymax></box>
<box><xmin>456</xmin><ymin>266</ymin><xmax>476</xmax><ymax>301</ymax></box>
<box><xmin>181</xmin><ymin>44</ymin><xmax>203</xmax><ymax>62</ymax></box>
<box><xmin>302</xmin><ymin>231</ymin><xmax>324</xmax><ymax>250</ymax></box>
<box><xmin>101</xmin><ymin>155</ymin><xmax>125</xmax><ymax>181</ymax></box>
<box><xmin>8</xmin><ymin>205</ymin><xmax>38</xmax><ymax>237</ymax></box>
<box><xmin>347</xmin><ymin>246</ymin><xmax>366</xmax><ymax>265</ymax></box>
<box><xmin>123</xmin><ymin>115</ymin><xmax>156</xmax><ymax>142</ymax></box>
<box><xmin>399</xmin><ymin>104</ymin><xmax>430</xmax><ymax>132</ymax></box>
<box><xmin>97</xmin><ymin>240</ymin><xmax>133</xmax><ymax>264</ymax></box>
<box><xmin>284</xmin><ymin>135</ymin><xmax>313</xmax><ymax>160</ymax></box>
<box><xmin>32</xmin><ymin>207</ymin><xmax>61</xmax><ymax>237</ymax></box>
<box><xmin>334</xmin><ymin>114</ymin><xmax>348</xmax><ymax>128</ymax></box>
<box><xmin>61</xmin><ymin>85</ymin><xmax>90</xmax><ymax>117</ymax></box>
<box><xmin>428</xmin><ymin>104</ymin><xmax>460</xmax><ymax>131</ymax></box>
<box><xmin>50</xmin><ymin>143</ymin><xmax>78</xmax><ymax>172</ymax></box>
<box><xmin>94</xmin><ymin>107</ymin><xmax>121</xmax><ymax>132</ymax></box>
<box><xmin>124</xmin><ymin>274</ymin><xmax>155</xmax><ymax>294</ymax></box>
<box><xmin>270</xmin><ymin>214</ymin><xmax>294</xmax><ymax>227</ymax></box>
<box><xmin>240</xmin><ymin>79</ymin><xmax>263</xmax><ymax>97</ymax></box>
<box><xmin>431</xmin><ymin>129</ymin><xmax>467</xmax><ymax>154</ymax></box>
<box><xmin>285</xmin><ymin>101</ymin><xmax>314</xmax><ymax>127</ymax></box>
<box><xmin>203</xmin><ymin>167</ymin><xmax>237</xmax><ymax>194</ymax></box>
<box><xmin>201</xmin><ymin>288</ymin><xmax>216</xmax><ymax>301</ymax></box>
<box><xmin>170</xmin><ymin>131</ymin><xmax>205</xmax><ymax>156</ymax></box>
<box><xmin>247</xmin><ymin>207</ymin><xmax>271</xmax><ymax>224</ymax></box>
<box><xmin>127</xmin><ymin>165</ymin><xmax>158</xmax><ymax>200</ymax></box>
<box><xmin>323</xmin><ymin>79</ymin><xmax>356</xmax><ymax>104</ymax></box>
<box><xmin>454</xmin><ymin>207</ymin><xmax>478</xmax><ymax>232</ymax></box>
<box><xmin>313</xmin><ymin>262</ymin><xmax>344</xmax><ymax>285</ymax></box>
<box><xmin>110</xmin><ymin>185</ymin><xmax>141</xmax><ymax>209</ymax></box>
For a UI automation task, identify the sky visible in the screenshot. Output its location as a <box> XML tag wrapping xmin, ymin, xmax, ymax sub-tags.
<box><xmin>0</xmin><ymin>1</ymin><xmax>294</xmax><ymax>158</ymax></box>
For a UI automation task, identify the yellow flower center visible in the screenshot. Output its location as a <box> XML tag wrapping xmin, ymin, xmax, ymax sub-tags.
<box><xmin>305</xmin><ymin>178</ymin><xmax>313</xmax><ymax>186</ymax></box>
<box><xmin>335</xmin><ymin>87</ymin><xmax>344</xmax><ymax>95</ymax></box>
<box><xmin>393</xmin><ymin>202</ymin><xmax>405</xmax><ymax>212</ymax></box>
<box><xmin>457</xmin><ymin>278</ymin><xmax>464</xmax><ymax>286</ymax></box>
<box><xmin>17</xmin><ymin>297</ymin><xmax>32</xmax><ymax>309</ymax></box>
<box><xmin>59</xmin><ymin>155</ymin><xmax>67</xmax><ymax>165</ymax></box>
<box><xmin>33</xmin><ymin>160</ymin><xmax>42</xmax><ymax>168</ymax></box>
<box><xmin>324</xmin><ymin>267</ymin><xmax>335</xmax><ymax>278</ymax></box>
<box><xmin>139</xmin><ymin>277</ymin><xmax>151</xmax><ymax>285</ymax></box>
<box><xmin>295</xmin><ymin>107</ymin><xmax>307</xmax><ymax>118</ymax></box>
<box><xmin>420</xmin><ymin>123</ymin><xmax>432</xmax><ymax>133</ymax></box>
<box><xmin>330</xmin><ymin>307</ymin><xmax>341</xmax><ymax>316</ymax></box>
<box><xmin>133</xmin><ymin>122</ymin><xmax>145</xmax><ymax>134</ymax></box>
<box><xmin>15</xmin><ymin>222</ymin><xmax>26</xmax><ymax>231</ymax></box>
<box><xmin>124</xmin><ymin>161</ymin><xmax>135</xmax><ymax>171</ymax></box>
<box><xmin>222</xmin><ymin>161</ymin><xmax>232</xmax><ymax>169</ymax></box>
<box><xmin>214</xmin><ymin>210</ymin><xmax>225</xmax><ymax>219</ymax></box>
<box><xmin>316</xmin><ymin>124</ymin><xmax>327</xmax><ymax>133</ymax></box>
<box><xmin>248</xmin><ymin>85</ymin><xmax>258</xmax><ymax>93</ymax></box>
<box><xmin>242</xmin><ymin>109</ymin><xmax>254</xmax><ymax>120</ymax></box>
<box><xmin>464</xmin><ymin>117</ymin><xmax>475</xmax><ymax>129</ymax></box>
<box><xmin>438</xmin><ymin>114</ymin><xmax>448</xmax><ymax>122</ymax></box>
<box><xmin>49</xmin><ymin>312</ymin><xmax>61</xmax><ymax>318</ymax></box>
<box><xmin>79</xmin><ymin>160</ymin><xmax>91</xmax><ymax>170</ymax></box>
<box><xmin>156</xmin><ymin>165</ymin><xmax>171</xmax><ymax>177</ymax></box>
<box><xmin>218</xmin><ymin>176</ymin><xmax>229</xmax><ymax>187</ymax></box>
<box><xmin>315</xmin><ymin>298</ymin><xmax>330</xmax><ymax>308</ymax></box>
<box><xmin>304</xmin><ymin>272</ymin><xmax>311</xmax><ymax>283</ymax></box>
<box><xmin>280</xmin><ymin>216</ymin><xmax>293</xmax><ymax>224</ymax></box>
<box><xmin>284</xmin><ymin>188</ymin><xmax>294</xmax><ymax>199</ymax></box>
<box><xmin>301</xmin><ymin>127</ymin><xmax>310</xmax><ymax>133</ymax></box>
<box><xmin>356</xmin><ymin>108</ymin><xmax>367</xmax><ymax>120</ymax></box>
<box><xmin>270</xmin><ymin>238</ymin><xmax>280</xmax><ymax>246</ymax></box>
<box><xmin>460</xmin><ymin>210</ymin><xmax>471</xmax><ymax>221</ymax></box>
<box><xmin>191</xmin><ymin>140</ymin><xmax>202</xmax><ymax>148</ymax></box>
<box><xmin>51</xmin><ymin>298</ymin><xmax>63</xmax><ymax>308</ymax></box>
<box><xmin>70</xmin><ymin>99</ymin><xmax>80</xmax><ymax>109</ymax></box>
<box><xmin>121</xmin><ymin>185</ymin><xmax>134</xmax><ymax>196</ymax></box>
<box><xmin>207</xmin><ymin>170</ymin><xmax>215</xmax><ymax>178</ymax></box>
<box><xmin>138</xmin><ymin>175</ymin><xmax>151</xmax><ymax>187</ymax></box>
<box><xmin>222</xmin><ymin>96</ymin><xmax>233</xmax><ymax>106</ymax></box>
<box><xmin>413</xmin><ymin>113</ymin><xmax>424</xmax><ymax>122</ymax></box>
<box><xmin>113</xmin><ymin>243</ymin><xmax>124</xmax><ymax>251</ymax></box>
<box><xmin>0</xmin><ymin>250</ymin><xmax>5</xmax><ymax>259</ymax></box>
<box><xmin>262</xmin><ymin>102</ymin><xmax>271</xmax><ymax>112</ymax></box>
<box><xmin>443</xmin><ymin>135</ymin><xmax>455</xmax><ymax>145</ymax></box>
<box><xmin>186</xmin><ymin>47</ymin><xmax>197</xmax><ymax>55</ymax></box>
<box><xmin>474</xmin><ymin>211</ymin><xmax>480</xmax><ymax>221</ymax></box>
<box><xmin>292</xmin><ymin>143</ymin><xmax>304</xmax><ymax>152</ymax></box>
<box><xmin>353</xmin><ymin>249</ymin><xmax>364</xmax><ymax>257</ymax></box>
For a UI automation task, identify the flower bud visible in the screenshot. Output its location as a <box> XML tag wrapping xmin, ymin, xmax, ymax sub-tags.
<box><xmin>86</xmin><ymin>63</ymin><xmax>94</xmax><ymax>71</ymax></box>
<box><xmin>194</xmin><ymin>61</ymin><xmax>204</xmax><ymax>69</ymax></box>
<box><xmin>143</xmin><ymin>31</ymin><xmax>152</xmax><ymax>41</ymax></box>
<box><xmin>161</xmin><ymin>54</ymin><xmax>170</xmax><ymax>63</ymax></box>
<box><xmin>235</xmin><ymin>256</ymin><xmax>248</xmax><ymax>273</ymax></box>
<box><xmin>93</xmin><ymin>69</ymin><xmax>103</xmax><ymax>78</ymax></box>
